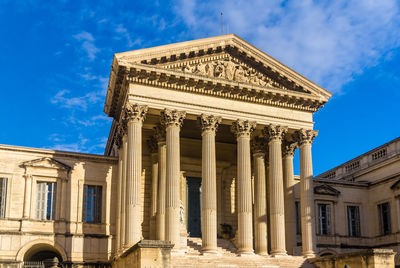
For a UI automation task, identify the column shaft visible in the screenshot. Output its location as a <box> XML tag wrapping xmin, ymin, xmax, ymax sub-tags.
<box><xmin>125</xmin><ymin>120</ymin><xmax>143</xmax><ymax>247</ymax></box>
<box><xmin>23</xmin><ymin>175</ymin><xmax>32</xmax><ymax>218</ymax></box>
<box><xmin>115</xmin><ymin>146</ymin><xmax>123</xmax><ymax>251</ymax></box>
<box><xmin>165</xmin><ymin>125</ymin><xmax>181</xmax><ymax>248</ymax></box>
<box><xmin>253</xmin><ymin>152</ymin><xmax>268</xmax><ymax>255</ymax></box>
<box><xmin>283</xmin><ymin>153</ymin><xmax>297</xmax><ymax>255</ymax></box>
<box><xmin>150</xmin><ymin>153</ymin><xmax>159</xmax><ymax>240</ymax></box>
<box><xmin>120</xmin><ymin>137</ymin><xmax>127</xmax><ymax>248</ymax></box>
<box><xmin>268</xmin><ymin>139</ymin><xmax>287</xmax><ymax>256</ymax></box>
<box><xmin>299</xmin><ymin>142</ymin><xmax>316</xmax><ymax>257</ymax></box>
<box><xmin>201</xmin><ymin>130</ymin><xmax>218</xmax><ymax>253</ymax></box>
<box><xmin>156</xmin><ymin>142</ymin><xmax>167</xmax><ymax>240</ymax></box>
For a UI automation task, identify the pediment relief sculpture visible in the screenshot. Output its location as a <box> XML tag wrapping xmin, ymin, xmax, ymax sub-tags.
<box><xmin>21</xmin><ymin>157</ymin><xmax>71</xmax><ymax>172</ymax></box>
<box><xmin>314</xmin><ymin>184</ymin><xmax>340</xmax><ymax>196</ymax></box>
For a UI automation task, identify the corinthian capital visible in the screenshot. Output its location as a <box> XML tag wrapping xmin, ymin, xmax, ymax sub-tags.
<box><xmin>295</xmin><ymin>129</ymin><xmax>318</xmax><ymax>145</ymax></box>
<box><xmin>251</xmin><ymin>136</ymin><xmax>267</xmax><ymax>154</ymax></box>
<box><xmin>160</xmin><ymin>109</ymin><xmax>186</xmax><ymax>128</ymax></box>
<box><xmin>147</xmin><ymin>136</ymin><xmax>158</xmax><ymax>154</ymax></box>
<box><xmin>199</xmin><ymin>114</ymin><xmax>222</xmax><ymax>133</ymax></box>
<box><xmin>124</xmin><ymin>104</ymin><xmax>148</xmax><ymax>123</ymax></box>
<box><xmin>153</xmin><ymin>124</ymin><xmax>166</xmax><ymax>142</ymax></box>
<box><xmin>263</xmin><ymin>124</ymin><xmax>288</xmax><ymax>142</ymax></box>
<box><xmin>231</xmin><ymin>119</ymin><xmax>256</xmax><ymax>138</ymax></box>
<box><xmin>282</xmin><ymin>141</ymin><xmax>298</xmax><ymax>158</ymax></box>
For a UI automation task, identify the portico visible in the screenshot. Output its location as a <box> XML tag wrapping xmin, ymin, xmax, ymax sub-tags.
<box><xmin>104</xmin><ymin>34</ymin><xmax>331</xmax><ymax>261</ymax></box>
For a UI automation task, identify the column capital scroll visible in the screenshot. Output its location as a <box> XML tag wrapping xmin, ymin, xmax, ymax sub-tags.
<box><xmin>124</xmin><ymin>104</ymin><xmax>148</xmax><ymax>123</ymax></box>
<box><xmin>147</xmin><ymin>136</ymin><xmax>158</xmax><ymax>154</ymax></box>
<box><xmin>263</xmin><ymin>124</ymin><xmax>288</xmax><ymax>142</ymax></box>
<box><xmin>231</xmin><ymin>119</ymin><xmax>256</xmax><ymax>138</ymax></box>
<box><xmin>251</xmin><ymin>136</ymin><xmax>267</xmax><ymax>155</ymax></box>
<box><xmin>153</xmin><ymin>124</ymin><xmax>166</xmax><ymax>142</ymax></box>
<box><xmin>198</xmin><ymin>114</ymin><xmax>222</xmax><ymax>134</ymax></box>
<box><xmin>295</xmin><ymin>129</ymin><xmax>318</xmax><ymax>145</ymax></box>
<box><xmin>282</xmin><ymin>141</ymin><xmax>298</xmax><ymax>158</ymax></box>
<box><xmin>160</xmin><ymin>109</ymin><xmax>186</xmax><ymax>128</ymax></box>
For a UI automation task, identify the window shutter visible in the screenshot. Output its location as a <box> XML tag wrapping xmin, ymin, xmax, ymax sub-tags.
<box><xmin>326</xmin><ymin>204</ymin><xmax>331</xmax><ymax>235</ymax></box>
<box><xmin>82</xmin><ymin>185</ymin><xmax>88</xmax><ymax>222</ymax></box>
<box><xmin>0</xmin><ymin>178</ymin><xmax>7</xmax><ymax>218</ymax></box>
<box><xmin>36</xmin><ymin>182</ymin><xmax>47</xmax><ymax>220</ymax></box>
<box><xmin>95</xmin><ymin>186</ymin><xmax>102</xmax><ymax>223</ymax></box>
<box><xmin>355</xmin><ymin>206</ymin><xmax>360</xmax><ymax>236</ymax></box>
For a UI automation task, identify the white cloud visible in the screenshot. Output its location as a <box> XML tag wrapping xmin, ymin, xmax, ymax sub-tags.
<box><xmin>173</xmin><ymin>0</ymin><xmax>400</xmax><ymax>93</ymax></box>
<box><xmin>73</xmin><ymin>31</ymin><xmax>100</xmax><ymax>60</ymax></box>
<box><xmin>50</xmin><ymin>89</ymin><xmax>104</xmax><ymax>111</ymax></box>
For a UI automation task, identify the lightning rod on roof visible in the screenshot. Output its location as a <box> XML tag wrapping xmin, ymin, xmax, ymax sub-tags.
<box><xmin>221</xmin><ymin>12</ymin><xmax>223</xmax><ymax>34</ymax></box>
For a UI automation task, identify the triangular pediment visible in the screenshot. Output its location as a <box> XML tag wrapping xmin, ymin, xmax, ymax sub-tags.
<box><xmin>105</xmin><ymin>34</ymin><xmax>332</xmax><ymax>118</ymax></box>
<box><xmin>314</xmin><ymin>184</ymin><xmax>340</xmax><ymax>196</ymax></box>
<box><xmin>21</xmin><ymin>157</ymin><xmax>71</xmax><ymax>171</ymax></box>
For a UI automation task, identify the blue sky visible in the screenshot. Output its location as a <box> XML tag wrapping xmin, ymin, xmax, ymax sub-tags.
<box><xmin>0</xmin><ymin>0</ymin><xmax>399</xmax><ymax>175</ymax></box>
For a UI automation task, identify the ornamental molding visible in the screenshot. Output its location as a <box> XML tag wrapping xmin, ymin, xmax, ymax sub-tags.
<box><xmin>314</xmin><ymin>184</ymin><xmax>340</xmax><ymax>196</ymax></box>
<box><xmin>263</xmin><ymin>124</ymin><xmax>288</xmax><ymax>142</ymax></box>
<box><xmin>231</xmin><ymin>119</ymin><xmax>256</xmax><ymax>138</ymax></box>
<box><xmin>198</xmin><ymin>114</ymin><xmax>222</xmax><ymax>133</ymax></box>
<box><xmin>282</xmin><ymin>141</ymin><xmax>298</xmax><ymax>158</ymax></box>
<box><xmin>251</xmin><ymin>136</ymin><xmax>267</xmax><ymax>154</ymax></box>
<box><xmin>21</xmin><ymin>157</ymin><xmax>71</xmax><ymax>173</ymax></box>
<box><xmin>124</xmin><ymin>103</ymin><xmax>148</xmax><ymax>123</ymax></box>
<box><xmin>295</xmin><ymin>129</ymin><xmax>318</xmax><ymax>145</ymax></box>
<box><xmin>160</xmin><ymin>109</ymin><xmax>186</xmax><ymax>128</ymax></box>
<box><xmin>105</xmin><ymin>35</ymin><xmax>332</xmax><ymax>119</ymax></box>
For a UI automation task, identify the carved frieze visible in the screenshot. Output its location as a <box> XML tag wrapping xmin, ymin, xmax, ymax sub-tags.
<box><xmin>175</xmin><ymin>56</ymin><xmax>276</xmax><ymax>88</ymax></box>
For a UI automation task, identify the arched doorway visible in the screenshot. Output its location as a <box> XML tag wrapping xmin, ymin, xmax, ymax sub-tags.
<box><xmin>23</xmin><ymin>243</ymin><xmax>63</xmax><ymax>268</ymax></box>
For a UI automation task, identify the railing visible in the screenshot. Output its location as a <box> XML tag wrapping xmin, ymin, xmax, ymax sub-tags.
<box><xmin>371</xmin><ymin>147</ymin><xmax>387</xmax><ymax>161</ymax></box>
<box><xmin>345</xmin><ymin>160</ymin><xmax>360</xmax><ymax>173</ymax></box>
<box><xmin>23</xmin><ymin>262</ymin><xmax>44</xmax><ymax>268</ymax></box>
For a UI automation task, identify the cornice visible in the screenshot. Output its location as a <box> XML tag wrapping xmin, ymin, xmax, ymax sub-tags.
<box><xmin>105</xmin><ymin>34</ymin><xmax>332</xmax><ymax>118</ymax></box>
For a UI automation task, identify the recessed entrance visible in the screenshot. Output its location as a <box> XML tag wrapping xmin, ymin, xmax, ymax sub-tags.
<box><xmin>187</xmin><ymin>177</ymin><xmax>201</xmax><ymax>237</ymax></box>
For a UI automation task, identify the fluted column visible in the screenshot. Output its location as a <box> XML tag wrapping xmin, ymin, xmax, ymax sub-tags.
<box><xmin>199</xmin><ymin>114</ymin><xmax>221</xmax><ymax>254</ymax></box>
<box><xmin>295</xmin><ymin>129</ymin><xmax>318</xmax><ymax>258</ymax></box>
<box><xmin>155</xmin><ymin>125</ymin><xmax>167</xmax><ymax>240</ymax></box>
<box><xmin>125</xmin><ymin>104</ymin><xmax>148</xmax><ymax>247</ymax></box>
<box><xmin>147</xmin><ymin>137</ymin><xmax>159</xmax><ymax>240</ymax></box>
<box><xmin>231</xmin><ymin>119</ymin><xmax>256</xmax><ymax>255</ymax></box>
<box><xmin>252</xmin><ymin>137</ymin><xmax>268</xmax><ymax>255</ymax></box>
<box><xmin>161</xmin><ymin>109</ymin><xmax>186</xmax><ymax>250</ymax></box>
<box><xmin>120</xmin><ymin>134</ymin><xmax>128</xmax><ymax>248</ymax></box>
<box><xmin>115</xmin><ymin>133</ymin><xmax>124</xmax><ymax>252</ymax></box>
<box><xmin>264</xmin><ymin>124</ymin><xmax>288</xmax><ymax>256</ymax></box>
<box><xmin>282</xmin><ymin>141</ymin><xmax>298</xmax><ymax>255</ymax></box>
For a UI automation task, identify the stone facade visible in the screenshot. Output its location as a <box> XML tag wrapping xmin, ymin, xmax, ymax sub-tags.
<box><xmin>0</xmin><ymin>34</ymin><xmax>397</xmax><ymax>267</ymax></box>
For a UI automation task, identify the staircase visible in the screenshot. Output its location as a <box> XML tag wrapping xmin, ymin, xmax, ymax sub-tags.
<box><xmin>171</xmin><ymin>238</ymin><xmax>316</xmax><ymax>268</ymax></box>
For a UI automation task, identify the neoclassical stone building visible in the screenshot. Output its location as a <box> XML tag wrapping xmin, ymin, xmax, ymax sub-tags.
<box><xmin>0</xmin><ymin>35</ymin><xmax>394</xmax><ymax>267</ymax></box>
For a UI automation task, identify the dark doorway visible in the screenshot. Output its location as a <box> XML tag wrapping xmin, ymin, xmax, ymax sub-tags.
<box><xmin>187</xmin><ymin>177</ymin><xmax>202</xmax><ymax>237</ymax></box>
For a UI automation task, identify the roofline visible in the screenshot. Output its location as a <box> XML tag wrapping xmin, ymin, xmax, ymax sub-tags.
<box><xmin>0</xmin><ymin>144</ymin><xmax>118</xmax><ymax>162</ymax></box>
<box><xmin>317</xmin><ymin>136</ymin><xmax>400</xmax><ymax>177</ymax></box>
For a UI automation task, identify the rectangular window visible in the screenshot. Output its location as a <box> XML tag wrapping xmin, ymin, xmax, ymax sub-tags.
<box><xmin>83</xmin><ymin>185</ymin><xmax>102</xmax><ymax>223</ymax></box>
<box><xmin>295</xmin><ymin>201</ymin><xmax>301</xmax><ymax>234</ymax></box>
<box><xmin>0</xmin><ymin>178</ymin><xmax>7</xmax><ymax>218</ymax></box>
<box><xmin>378</xmin><ymin>202</ymin><xmax>391</xmax><ymax>235</ymax></box>
<box><xmin>318</xmin><ymin>204</ymin><xmax>331</xmax><ymax>235</ymax></box>
<box><xmin>36</xmin><ymin>182</ymin><xmax>56</xmax><ymax>220</ymax></box>
<box><xmin>347</xmin><ymin>206</ymin><xmax>361</xmax><ymax>237</ymax></box>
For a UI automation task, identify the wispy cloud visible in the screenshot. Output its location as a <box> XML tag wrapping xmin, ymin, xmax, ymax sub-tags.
<box><xmin>173</xmin><ymin>0</ymin><xmax>400</xmax><ymax>93</ymax></box>
<box><xmin>73</xmin><ymin>31</ymin><xmax>100</xmax><ymax>60</ymax></box>
<box><xmin>50</xmin><ymin>89</ymin><xmax>103</xmax><ymax>111</ymax></box>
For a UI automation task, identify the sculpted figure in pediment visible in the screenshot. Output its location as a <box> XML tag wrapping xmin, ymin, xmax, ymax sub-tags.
<box><xmin>179</xmin><ymin>57</ymin><xmax>274</xmax><ymax>87</ymax></box>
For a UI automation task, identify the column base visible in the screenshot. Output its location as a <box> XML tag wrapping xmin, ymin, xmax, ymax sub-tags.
<box><xmin>237</xmin><ymin>248</ymin><xmax>255</xmax><ymax>256</ymax></box>
<box><xmin>256</xmin><ymin>251</ymin><xmax>269</xmax><ymax>256</ymax></box>
<box><xmin>270</xmin><ymin>251</ymin><xmax>288</xmax><ymax>257</ymax></box>
<box><xmin>201</xmin><ymin>248</ymin><xmax>220</xmax><ymax>256</ymax></box>
<box><xmin>302</xmin><ymin>252</ymin><xmax>316</xmax><ymax>258</ymax></box>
